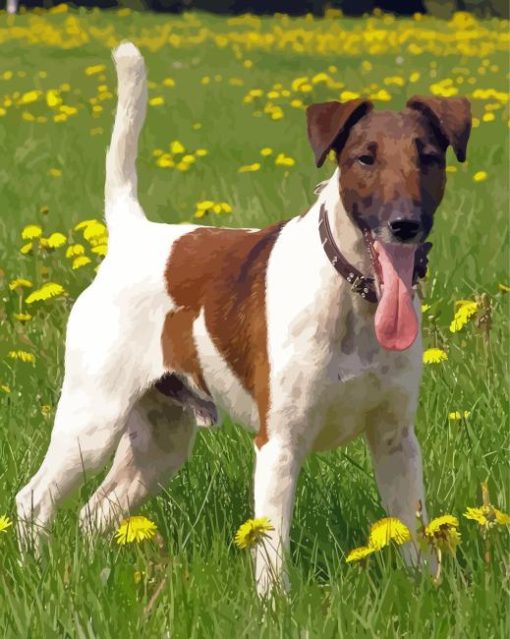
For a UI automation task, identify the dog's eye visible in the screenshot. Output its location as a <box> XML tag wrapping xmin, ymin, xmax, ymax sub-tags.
<box><xmin>419</xmin><ymin>153</ymin><xmax>442</xmax><ymax>167</ymax></box>
<box><xmin>358</xmin><ymin>155</ymin><xmax>375</xmax><ymax>166</ymax></box>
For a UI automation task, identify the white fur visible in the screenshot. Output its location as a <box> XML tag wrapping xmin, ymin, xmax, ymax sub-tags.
<box><xmin>16</xmin><ymin>44</ymin><xmax>431</xmax><ymax>594</ymax></box>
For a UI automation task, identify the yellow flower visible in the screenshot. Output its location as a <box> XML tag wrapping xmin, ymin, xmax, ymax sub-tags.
<box><xmin>219</xmin><ymin>202</ymin><xmax>232</xmax><ymax>214</ymax></box>
<box><xmin>238</xmin><ymin>163</ymin><xmax>261</xmax><ymax>173</ymax></box>
<box><xmin>170</xmin><ymin>140</ymin><xmax>185</xmax><ymax>155</ymax></box>
<box><xmin>48</xmin><ymin>168</ymin><xmax>62</xmax><ymax>178</ymax></box>
<box><xmin>498</xmin><ymin>283</ymin><xmax>510</xmax><ymax>293</ymax></box>
<box><xmin>346</xmin><ymin>545</ymin><xmax>376</xmax><ymax>563</ymax></box>
<box><xmin>13</xmin><ymin>313</ymin><xmax>32</xmax><ymax>322</ymax></box>
<box><xmin>46</xmin><ymin>232</ymin><xmax>67</xmax><ymax>249</ymax></box>
<box><xmin>482</xmin><ymin>112</ymin><xmax>495</xmax><ymax>122</ymax></box>
<box><xmin>260</xmin><ymin>147</ymin><xmax>273</xmax><ymax>157</ymax></box>
<box><xmin>368</xmin><ymin>517</ymin><xmax>411</xmax><ymax>549</ymax></box>
<box><xmin>149</xmin><ymin>97</ymin><xmax>164</xmax><ymax>107</ymax></box>
<box><xmin>8</xmin><ymin>350</ymin><xmax>35</xmax><ymax>364</ymax></box>
<box><xmin>46</xmin><ymin>90</ymin><xmax>62</xmax><ymax>108</ymax></box>
<box><xmin>92</xmin><ymin>244</ymin><xmax>108</xmax><ymax>257</ymax></box>
<box><xmin>85</xmin><ymin>64</ymin><xmax>106</xmax><ymax>76</ymax></box>
<box><xmin>66</xmin><ymin>244</ymin><xmax>85</xmax><ymax>258</ymax></box>
<box><xmin>473</xmin><ymin>171</ymin><xmax>488</xmax><ymax>182</ymax></box>
<box><xmin>163</xmin><ymin>77</ymin><xmax>175</xmax><ymax>87</ymax></box>
<box><xmin>464</xmin><ymin>506</ymin><xmax>510</xmax><ymax>529</ymax></box>
<box><xmin>423</xmin><ymin>348</ymin><xmax>448</xmax><ymax>364</ymax></box>
<box><xmin>20</xmin><ymin>243</ymin><xmax>33</xmax><ymax>255</ymax></box>
<box><xmin>19</xmin><ymin>90</ymin><xmax>41</xmax><ymax>105</ymax></box>
<box><xmin>421</xmin><ymin>515</ymin><xmax>460</xmax><ymax>554</ymax></box>
<box><xmin>0</xmin><ymin>515</ymin><xmax>12</xmax><ymax>534</ymax></box>
<box><xmin>26</xmin><ymin>282</ymin><xmax>66</xmax><ymax>304</ymax></box>
<box><xmin>115</xmin><ymin>516</ymin><xmax>158</xmax><ymax>545</ymax></box>
<box><xmin>340</xmin><ymin>90</ymin><xmax>360</xmax><ymax>101</ymax></box>
<box><xmin>421</xmin><ymin>303</ymin><xmax>431</xmax><ymax>313</ymax></box>
<box><xmin>21</xmin><ymin>225</ymin><xmax>42</xmax><ymax>240</ymax></box>
<box><xmin>9</xmin><ymin>278</ymin><xmax>33</xmax><ymax>291</ymax></box>
<box><xmin>0</xmin><ymin>384</ymin><xmax>11</xmax><ymax>394</ymax></box>
<box><xmin>74</xmin><ymin>219</ymin><xmax>98</xmax><ymax>231</ymax></box>
<box><xmin>82</xmin><ymin>222</ymin><xmax>107</xmax><ymax>242</ymax></box>
<box><xmin>72</xmin><ymin>256</ymin><xmax>92</xmax><ymax>270</ymax></box>
<box><xmin>448</xmin><ymin>410</ymin><xmax>471</xmax><ymax>421</ymax></box>
<box><xmin>156</xmin><ymin>154</ymin><xmax>174</xmax><ymax>168</ymax></box>
<box><xmin>195</xmin><ymin>149</ymin><xmax>208</xmax><ymax>157</ymax></box>
<box><xmin>449</xmin><ymin>300</ymin><xmax>478</xmax><ymax>333</ymax></box>
<box><xmin>234</xmin><ymin>517</ymin><xmax>274</xmax><ymax>549</ymax></box>
<box><xmin>275</xmin><ymin>153</ymin><xmax>295</xmax><ymax>167</ymax></box>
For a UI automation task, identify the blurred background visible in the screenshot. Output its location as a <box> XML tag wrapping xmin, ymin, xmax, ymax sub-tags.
<box><xmin>3</xmin><ymin>0</ymin><xmax>509</xmax><ymax>18</ymax></box>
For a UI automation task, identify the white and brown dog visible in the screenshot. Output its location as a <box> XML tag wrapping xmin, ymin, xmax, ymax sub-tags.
<box><xmin>16</xmin><ymin>44</ymin><xmax>471</xmax><ymax>594</ymax></box>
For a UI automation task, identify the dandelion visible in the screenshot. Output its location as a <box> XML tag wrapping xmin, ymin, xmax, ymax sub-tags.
<box><xmin>82</xmin><ymin>221</ymin><xmax>107</xmax><ymax>242</ymax></box>
<box><xmin>238</xmin><ymin>163</ymin><xmax>261</xmax><ymax>173</ymax></box>
<box><xmin>234</xmin><ymin>517</ymin><xmax>274</xmax><ymax>549</ymax></box>
<box><xmin>473</xmin><ymin>171</ymin><xmax>488</xmax><ymax>182</ymax></box>
<box><xmin>449</xmin><ymin>300</ymin><xmax>478</xmax><ymax>333</ymax></box>
<box><xmin>448</xmin><ymin>410</ymin><xmax>471</xmax><ymax>421</ymax></box>
<box><xmin>156</xmin><ymin>154</ymin><xmax>174</xmax><ymax>168</ymax></box>
<box><xmin>9</xmin><ymin>278</ymin><xmax>33</xmax><ymax>291</ymax></box>
<box><xmin>464</xmin><ymin>482</ymin><xmax>510</xmax><ymax>533</ymax></box>
<box><xmin>275</xmin><ymin>153</ymin><xmax>295</xmax><ymax>167</ymax></box>
<box><xmin>0</xmin><ymin>385</ymin><xmax>11</xmax><ymax>394</ymax></box>
<box><xmin>0</xmin><ymin>515</ymin><xmax>12</xmax><ymax>534</ymax></box>
<box><xmin>346</xmin><ymin>545</ymin><xmax>376</xmax><ymax>563</ymax></box>
<box><xmin>421</xmin><ymin>303</ymin><xmax>431</xmax><ymax>313</ymax></box>
<box><xmin>92</xmin><ymin>244</ymin><xmax>108</xmax><ymax>257</ymax></box>
<box><xmin>260</xmin><ymin>147</ymin><xmax>273</xmax><ymax>157</ymax></box>
<box><xmin>66</xmin><ymin>244</ymin><xmax>85</xmax><ymax>258</ymax></box>
<box><xmin>20</xmin><ymin>243</ymin><xmax>33</xmax><ymax>255</ymax></box>
<box><xmin>48</xmin><ymin>168</ymin><xmax>62</xmax><ymax>178</ymax></box>
<box><xmin>368</xmin><ymin>517</ymin><xmax>411</xmax><ymax>549</ymax></box>
<box><xmin>26</xmin><ymin>282</ymin><xmax>66</xmax><ymax>304</ymax></box>
<box><xmin>498</xmin><ymin>283</ymin><xmax>510</xmax><ymax>293</ymax></box>
<box><xmin>72</xmin><ymin>256</ymin><xmax>92</xmax><ymax>270</ymax></box>
<box><xmin>115</xmin><ymin>515</ymin><xmax>158</xmax><ymax>545</ymax></box>
<box><xmin>419</xmin><ymin>515</ymin><xmax>461</xmax><ymax>555</ymax></box>
<box><xmin>149</xmin><ymin>97</ymin><xmax>164</xmax><ymax>107</ymax></box>
<box><xmin>46</xmin><ymin>233</ymin><xmax>67</xmax><ymax>249</ymax></box>
<box><xmin>8</xmin><ymin>350</ymin><xmax>36</xmax><ymax>364</ymax></box>
<box><xmin>85</xmin><ymin>64</ymin><xmax>106</xmax><ymax>76</ymax></box>
<box><xmin>170</xmin><ymin>140</ymin><xmax>185</xmax><ymax>155</ymax></box>
<box><xmin>423</xmin><ymin>348</ymin><xmax>448</xmax><ymax>364</ymax></box>
<box><xmin>46</xmin><ymin>89</ymin><xmax>62</xmax><ymax>108</ymax></box>
<box><xmin>195</xmin><ymin>148</ymin><xmax>208</xmax><ymax>157</ymax></box>
<box><xmin>21</xmin><ymin>225</ymin><xmax>42</xmax><ymax>240</ymax></box>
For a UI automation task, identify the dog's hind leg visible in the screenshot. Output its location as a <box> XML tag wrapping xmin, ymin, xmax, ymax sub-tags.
<box><xmin>79</xmin><ymin>387</ymin><xmax>196</xmax><ymax>535</ymax></box>
<box><xmin>15</xmin><ymin>288</ymin><xmax>161</xmax><ymax>552</ymax></box>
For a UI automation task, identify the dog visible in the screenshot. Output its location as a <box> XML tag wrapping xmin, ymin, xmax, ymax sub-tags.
<box><xmin>16</xmin><ymin>43</ymin><xmax>471</xmax><ymax>595</ymax></box>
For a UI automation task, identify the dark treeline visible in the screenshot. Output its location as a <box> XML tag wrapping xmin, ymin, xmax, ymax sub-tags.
<box><xmin>9</xmin><ymin>0</ymin><xmax>510</xmax><ymax>18</ymax></box>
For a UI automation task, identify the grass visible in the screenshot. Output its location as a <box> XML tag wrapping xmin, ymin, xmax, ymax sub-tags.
<box><xmin>0</xmin><ymin>7</ymin><xmax>509</xmax><ymax>638</ymax></box>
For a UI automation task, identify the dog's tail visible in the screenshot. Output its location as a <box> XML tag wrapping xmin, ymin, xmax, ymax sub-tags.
<box><xmin>105</xmin><ymin>42</ymin><xmax>147</xmax><ymax>229</ymax></box>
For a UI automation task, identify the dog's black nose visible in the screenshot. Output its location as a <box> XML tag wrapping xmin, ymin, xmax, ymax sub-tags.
<box><xmin>388</xmin><ymin>218</ymin><xmax>421</xmax><ymax>242</ymax></box>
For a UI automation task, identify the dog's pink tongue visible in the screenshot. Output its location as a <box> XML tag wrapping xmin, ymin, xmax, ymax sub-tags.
<box><xmin>374</xmin><ymin>241</ymin><xmax>418</xmax><ymax>351</ymax></box>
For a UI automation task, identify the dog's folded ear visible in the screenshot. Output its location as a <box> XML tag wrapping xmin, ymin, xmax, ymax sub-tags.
<box><xmin>406</xmin><ymin>96</ymin><xmax>472</xmax><ymax>162</ymax></box>
<box><xmin>306</xmin><ymin>100</ymin><xmax>373</xmax><ymax>168</ymax></box>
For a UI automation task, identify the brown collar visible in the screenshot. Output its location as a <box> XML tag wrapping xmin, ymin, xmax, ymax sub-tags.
<box><xmin>318</xmin><ymin>204</ymin><xmax>432</xmax><ymax>303</ymax></box>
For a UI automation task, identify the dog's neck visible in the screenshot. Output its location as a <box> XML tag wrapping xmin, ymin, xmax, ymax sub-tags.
<box><xmin>315</xmin><ymin>169</ymin><xmax>373</xmax><ymax>278</ymax></box>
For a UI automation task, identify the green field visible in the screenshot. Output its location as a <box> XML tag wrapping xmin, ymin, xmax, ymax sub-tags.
<box><xmin>0</xmin><ymin>7</ymin><xmax>509</xmax><ymax>637</ymax></box>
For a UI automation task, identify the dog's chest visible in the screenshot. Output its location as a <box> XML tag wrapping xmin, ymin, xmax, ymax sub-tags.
<box><xmin>312</xmin><ymin>312</ymin><xmax>419</xmax><ymax>451</ymax></box>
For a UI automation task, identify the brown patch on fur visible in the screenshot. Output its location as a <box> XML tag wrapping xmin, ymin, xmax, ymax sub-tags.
<box><xmin>162</xmin><ymin>222</ymin><xmax>287</xmax><ymax>448</ymax></box>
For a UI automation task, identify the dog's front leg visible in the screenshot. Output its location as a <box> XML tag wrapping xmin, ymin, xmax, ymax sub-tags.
<box><xmin>365</xmin><ymin>423</ymin><xmax>434</xmax><ymax>569</ymax></box>
<box><xmin>253</xmin><ymin>435</ymin><xmax>304</xmax><ymax>597</ymax></box>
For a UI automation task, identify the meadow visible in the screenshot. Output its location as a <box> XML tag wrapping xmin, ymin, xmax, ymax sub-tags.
<box><xmin>0</xmin><ymin>6</ymin><xmax>509</xmax><ymax>637</ymax></box>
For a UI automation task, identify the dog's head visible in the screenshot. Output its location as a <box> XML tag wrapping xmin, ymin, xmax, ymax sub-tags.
<box><xmin>306</xmin><ymin>96</ymin><xmax>471</xmax><ymax>351</ymax></box>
